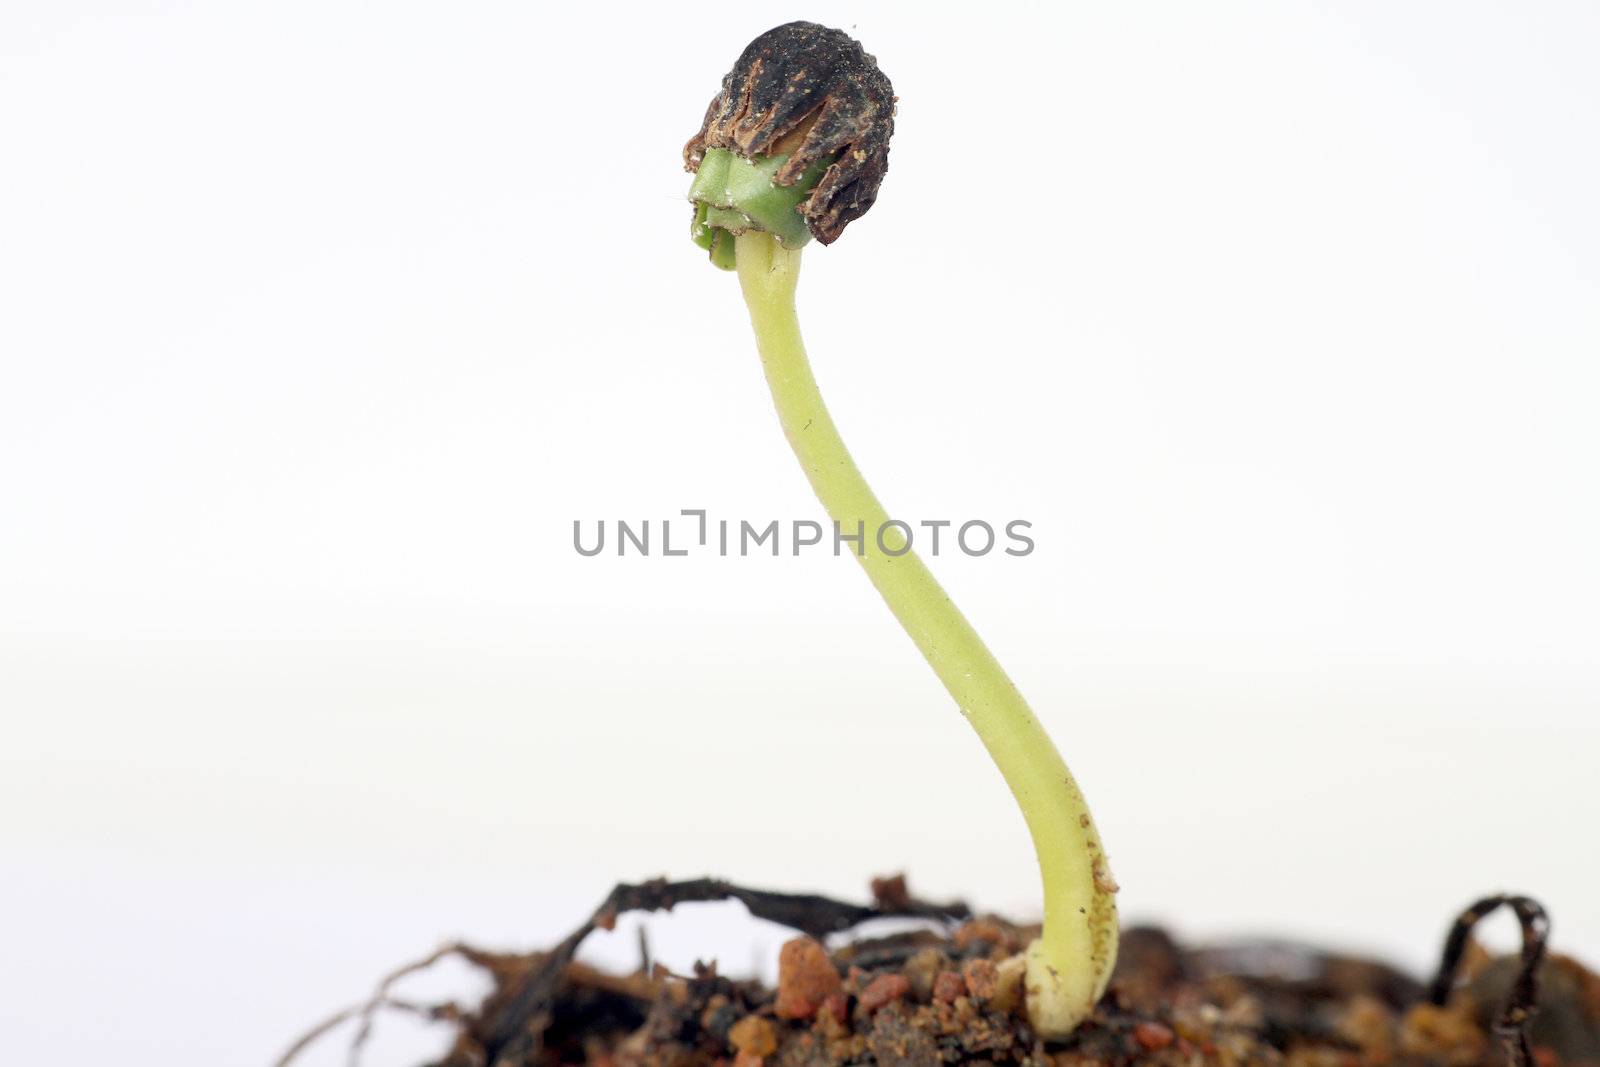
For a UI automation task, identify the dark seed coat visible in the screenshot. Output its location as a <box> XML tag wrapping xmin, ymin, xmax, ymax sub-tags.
<box><xmin>684</xmin><ymin>21</ymin><xmax>895</xmax><ymax>245</ymax></box>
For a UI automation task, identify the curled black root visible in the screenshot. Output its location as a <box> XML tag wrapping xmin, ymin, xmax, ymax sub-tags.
<box><xmin>1427</xmin><ymin>894</ymin><xmax>1551</xmax><ymax>1067</ymax></box>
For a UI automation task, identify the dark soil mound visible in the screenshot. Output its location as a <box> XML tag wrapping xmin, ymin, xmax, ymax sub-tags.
<box><xmin>279</xmin><ymin>881</ymin><xmax>1598</xmax><ymax>1067</ymax></box>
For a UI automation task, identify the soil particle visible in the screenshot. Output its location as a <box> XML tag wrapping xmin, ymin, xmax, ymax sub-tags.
<box><xmin>1338</xmin><ymin>995</ymin><xmax>1399</xmax><ymax>1065</ymax></box>
<box><xmin>774</xmin><ymin>938</ymin><xmax>842</xmax><ymax>1021</ymax></box>
<box><xmin>727</xmin><ymin>1015</ymin><xmax>778</xmax><ymax>1058</ymax></box>
<box><xmin>1133</xmin><ymin>1021</ymin><xmax>1176</xmax><ymax>1051</ymax></box>
<box><xmin>992</xmin><ymin>955</ymin><xmax>1028</xmax><ymax>1014</ymax></box>
<box><xmin>901</xmin><ymin>946</ymin><xmax>945</xmax><ymax>1002</ymax></box>
<box><xmin>952</xmin><ymin>916</ymin><xmax>1023</xmax><ymax>956</ymax></box>
<box><xmin>856</xmin><ymin>973</ymin><xmax>911</xmax><ymax>1013</ymax></box>
<box><xmin>863</xmin><ymin>1005</ymin><xmax>939</xmax><ymax>1067</ymax></box>
<box><xmin>932</xmin><ymin>969</ymin><xmax>966</xmax><ymax>1004</ymax></box>
<box><xmin>769</xmin><ymin>1030</ymin><xmax>832</xmax><ymax>1067</ymax></box>
<box><xmin>1401</xmin><ymin>1002</ymin><xmax>1490</xmax><ymax>1065</ymax></box>
<box><xmin>963</xmin><ymin>957</ymin><xmax>1001</xmax><ymax>1001</ymax></box>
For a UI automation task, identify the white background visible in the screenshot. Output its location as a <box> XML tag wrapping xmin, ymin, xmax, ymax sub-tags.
<box><xmin>2</xmin><ymin>3</ymin><xmax>1597</xmax><ymax>1064</ymax></box>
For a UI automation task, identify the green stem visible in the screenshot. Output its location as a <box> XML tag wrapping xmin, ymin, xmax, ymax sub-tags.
<box><xmin>733</xmin><ymin>231</ymin><xmax>1117</xmax><ymax>1035</ymax></box>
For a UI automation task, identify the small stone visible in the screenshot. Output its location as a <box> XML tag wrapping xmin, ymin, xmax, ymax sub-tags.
<box><xmin>903</xmin><ymin>947</ymin><xmax>945</xmax><ymax>1001</ymax></box>
<box><xmin>774</xmin><ymin>937</ymin><xmax>842</xmax><ymax>1020</ymax></box>
<box><xmin>732</xmin><ymin>1051</ymin><xmax>764</xmax><ymax>1067</ymax></box>
<box><xmin>859</xmin><ymin>973</ymin><xmax>912</xmax><ymax>1012</ymax></box>
<box><xmin>932</xmin><ymin>970</ymin><xmax>966</xmax><ymax>1003</ymax></box>
<box><xmin>819</xmin><ymin>992</ymin><xmax>849</xmax><ymax>1025</ymax></box>
<box><xmin>952</xmin><ymin>919</ymin><xmax>1010</xmax><ymax>952</ymax></box>
<box><xmin>728</xmin><ymin>1015</ymin><xmax>778</xmax><ymax>1058</ymax></box>
<box><xmin>1134</xmin><ymin>1022</ymin><xmax>1176</xmax><ymax>1051</ymax></box>
<box><xmin>990</xmin><ymin>955</ymin><xmax>1026</xmax><ymax>1014</ymax></box>
<box><xmin>962</xmin><ymin>958</ymin><xmax>1000</xmax><ymax>1002</ymax></box>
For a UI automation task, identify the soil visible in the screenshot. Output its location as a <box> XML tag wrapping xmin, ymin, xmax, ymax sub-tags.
<box><xmin>278</xmin><ymin>880</ymin><xmax>1600</xmax><ymax>1067</ymax></box>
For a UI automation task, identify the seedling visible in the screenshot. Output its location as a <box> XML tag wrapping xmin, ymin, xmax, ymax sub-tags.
<box><xmin>683</xmin><ymin>22</ymin><xmax>1118</xmax><ymax>1038</ymax></box>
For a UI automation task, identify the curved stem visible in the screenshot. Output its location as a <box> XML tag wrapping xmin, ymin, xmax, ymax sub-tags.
<box><xmin>733</xmin><ymin>231</ymin><xmax>1117</xmax><ymax>1035</ymax></box>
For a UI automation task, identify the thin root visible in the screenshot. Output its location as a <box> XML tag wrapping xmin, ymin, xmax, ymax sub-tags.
<box><xmin>1426</xmin><ymin>894</ymin><xmax>1551</xmax><ymax>1067</ymax></box>
<box><xmin>273</xmin><ymin>942</ymin><xmax>472</xmax><ymax>1067</ymax></box>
